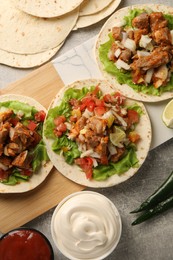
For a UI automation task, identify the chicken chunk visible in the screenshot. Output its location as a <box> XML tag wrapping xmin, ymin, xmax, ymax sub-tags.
<box><xmin>12</xmin><ymin>150</ymin><xmax>31</xmax><ymax>169</ymax></box>
<box><xmin>112</xmin><ymin>26</ymin><xmax>123</xmax><ymax>41</ymax></box>
<box><xmin>119</xmin><ymin>48</ymin><xmax>132</xmax><ymax>63</ymax></box>
<box><xmin>131</xmin><ymin>49</ymin><xmax>170</xmax><ymax>71</ymax></box>
<box><xmin>152</xmin><ymin>27</ymin><xmax>171</xmax><ymax>45</ymax></box>
<box><xmin>150</xmin><ymin>12</ymin><xmax>168</xmax><ymax>31</ymax></box>
<box><xmin>87</xmin><ymin>117</ymin><xmax>107</xmax><ymax>135</ymax></box>
<box><xmin>0</xmin><ymin>122</ymin><xmax>11</xmax><ymax>144</ymax></box>
<box><xmin>0</xmin><ymin>109</ymin><xmax>13</xmax><ymax>123</ymax></box>
<box><xmin>132</xmin><ymin>13</ymin><xmax>149</xmax><ymax>29</ymax></box>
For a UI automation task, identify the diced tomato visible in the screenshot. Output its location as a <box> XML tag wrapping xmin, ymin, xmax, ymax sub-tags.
<box><xmin>87</xmin><ymin>100</ymin><xmax>95</xmax><ymax>112</ymax></box>
<box><xmin>53</xmin><ymin>129</ymin><xmax>63</xmax><ymax>137</ymax></box>
<box><xmin>54</xmin><ymin>115</ymin><xmax>66</xmax><ymax>126</ymax></box>
<box><xmin>56</xmin><ymin>122</ymin><xmax>67</xmax><ymax>132</ymax></box>
<box><xmin>95</xmin><ymin>98</ymin><xmax>105</xmax><ymax>107</ymax></box>
<box><xmin>75</xmin><ymin>157</ymin><xmax>93</xmax><ymax>179</ymax></box>
<box><xmin>20</xmin><ymin>169</ymin><xmax>33</xmax><ymax>176</ymax></box>
<box><xmin>127</xmin><ymin>110</ymin><xmax>139</xmax><ymax>125</ymax></box>
<box><xmin>103</xmin><ymin>94</ymin><xmax>113</xmax><ymax>103</ymax></box>
<box><xmin>128</xmin><ymin>131</ymin><xmax>140</xmax><ymax>143</ymax></box>
<box><xmin>9</xmin><ymin>117</ymin><xmax>19</xmax><ymax>126</ymax></box>
<box><xmin>27</xmin><ymin>121</ymin><xmax>37</xmax><ymax>131</ymax></box>
<box><xmin>34</xmin><ymin>110</ymin><xmax>46</xmax><ymax>122</ymax></box>
<box><xmin>94</xmin><ymin>106</ymin><xmax>106</xmax><ymax>116</ymax></box>
<box><xmin>0</xmin><ymin>169</ymin><xmax>9</xmax><ymax>181</ymax></box>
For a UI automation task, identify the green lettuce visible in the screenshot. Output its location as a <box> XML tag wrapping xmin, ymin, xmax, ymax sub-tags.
<box><xmin>0</xmin><ymin>100</ymin><xmax>37</xmax><ymax>119</ymax></box>
<box><xmin>98</xmin><ymin>9</ymin><xmax>173</xmax><ymax>96</ymax></box>
<box><xmin>93</xmin><ymin>146</ymin><xmax>139</xmax><ymax>181</ymax></box>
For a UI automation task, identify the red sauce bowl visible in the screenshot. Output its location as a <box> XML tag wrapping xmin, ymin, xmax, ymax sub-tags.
<box><xmin>0</xmin><ymin>228</ymin><xmax>54</xmax><ymax>260</ymax></box>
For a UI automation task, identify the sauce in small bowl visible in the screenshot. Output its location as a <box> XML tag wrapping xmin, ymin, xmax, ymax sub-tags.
<box><xmin>51</xmin><ymin>191</ymin><xmax>122</xmax><ymax>260</ymax></box>
<box><xmin>0</xmin><ymin>228</ymin><xmax>54</xmax><ymax>260</ymax></box>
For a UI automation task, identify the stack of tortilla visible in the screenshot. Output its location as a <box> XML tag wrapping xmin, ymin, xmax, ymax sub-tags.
<box><xmin>0</xmin><ymin>0</ymin><xmax>121</xmax><ymax>68</ymax></box>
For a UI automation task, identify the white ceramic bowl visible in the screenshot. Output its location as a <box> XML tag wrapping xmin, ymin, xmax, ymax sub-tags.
<box><xmin>51</xmin><ymin>191</ymin><xmax>122</xmax><ymax>260</ymax></box>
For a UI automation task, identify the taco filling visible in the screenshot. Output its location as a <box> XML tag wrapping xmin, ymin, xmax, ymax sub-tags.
<box><xmin>99</xmin><ymin>8</ymin><xmax>173</xmax><ymax>96</ymax></box>
<box><xmin>44</xmin><ymin>85</ymin><xmax>142</xmax><ymax>181</ymax></box>
<box><xmin>0</xmin><ymin>101</ymin><xmax>48</xmax><ymax>185</ymax></box>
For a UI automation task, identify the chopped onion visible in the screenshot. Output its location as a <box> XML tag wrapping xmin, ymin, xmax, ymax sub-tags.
<box><xmin>64</xmin><ymin>122</ymin><xmax>71</xmax><ymax>130</ymax></box>
<box><xmin>114</xmin><ymin>48</ymin><xmax>121</xmax><ymax>58</ymax></box>
<box><xmin>112</xmin><ymin>110</ymin><xmax>127</xmax><ymax>127</ymax></box>
<box><xmin>144</xmin><ymin>68</ymin><xmax>154</xmax><ymax>84</ymax></box>
<box><xmin>121</xmin><ymin>32</ymin><xmax>128</xmax><ymax>44</ymax></box>
<box><xmin>155</xmin><ymin>65</ymin><xmax>168</xmax><ymax>81</ymax></box>
<box><xmin>82</xmin><ymin>108</ymin><xmax>93</xmax><ymax>118</ymax></box>
<box><xmin>92</xmin><ymin>158</ymin><xmax>98</xmax><ymax>168</ymax></box>
<box><xmin>137</xmin><ymin>50</ymin><xmax>150</xmax><ymax>57</ymax></box>
<box><xmin>139</xmin><ymin>35</ymin><xmax>152</xmax><ymax>49</ymax></box>
<box><xmin>108</xmin><ymin>142</ymin><xmax>117</xmax><ymax>155</ymax></box>
<box><xmin>116</xmin><ymin>59</ymin><xmax>131</xmax><ymax>71</ymax></box>
<box><xmin>124</xmin><ymin>38</ymin><xmax>136</xmax><ymax>52</ymax></box>
<box><xmin>80</xmin><ymin>149</ymin><xmax>94</xmax><ymax>158</ymax></box>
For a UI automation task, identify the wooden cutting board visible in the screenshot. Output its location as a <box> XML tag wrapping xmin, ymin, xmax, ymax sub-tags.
<box><xmin>0</xmin><ymin>62</ymin><xmax>84</xmax><ymax>234</ymax></box>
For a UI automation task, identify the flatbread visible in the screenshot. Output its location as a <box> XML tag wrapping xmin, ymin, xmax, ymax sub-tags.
<box><xmin>0</xmin><ymin>94</ymin><xmax>53</xmax><ymax>193</ymax></box>
<box><xmin>79</xmin><ymin>0</ymin><xmax>113</xmax><ymax>16</ymax></box>
<box><xmin>43</xmin><ymin>79</ymin><xmax>151</xmax><ymax>188</ymax></box>
<box><xmin>12</xmin><ymin>0</ymin><xmax>84</xmax><ymax>18</ymax></box>
<box><xmin>0</xmin><ymin>0</ymin><xmax>78</xmax><ymax>54</ymax></box>
<box><xmin>75</xmin><ymin>0</ymin><xmax>121</xmax><ymax>29</ymax></box>
<box><xmin>0</xmin><ymin>42</ymin><xmax>63</xmax><ymax>69</ymax></box>
<box><xmin>95</xmin><ymin>4</ymin><xmax>173</xmax><ymax>102</ymax></box>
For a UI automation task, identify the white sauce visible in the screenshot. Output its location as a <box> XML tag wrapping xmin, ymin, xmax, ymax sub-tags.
<box><xmin>51</xmin><ymin>191</ymin><xmax>122</xmax><ymax>260</ymax></box>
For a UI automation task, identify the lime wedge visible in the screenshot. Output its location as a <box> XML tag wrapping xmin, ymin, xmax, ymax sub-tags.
<box><xmin>109</xmin><ymin>126</ymin><xmax>126</xmax><ymax>146</ymax></box>
<box><xmin>162</xmin><ymin>99</ymin><xmax>173</xmax><ymax>128</ymax></box>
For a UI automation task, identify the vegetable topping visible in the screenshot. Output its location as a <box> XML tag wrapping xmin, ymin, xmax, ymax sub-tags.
<box><xmin>0</xmin><ymin>101</ymin><xmax>47</xmax><ymax>185</ymax></box>
<box><xmin>45</xmin><ymin>85</ymin><xmax>142</xmax><ymax>181</ymax></box>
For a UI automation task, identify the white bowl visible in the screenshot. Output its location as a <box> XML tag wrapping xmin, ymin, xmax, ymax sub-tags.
<box><xmin>51</xmin><ymin>191</ymin><xmax>122</xmax><ymax>260</ymax></box>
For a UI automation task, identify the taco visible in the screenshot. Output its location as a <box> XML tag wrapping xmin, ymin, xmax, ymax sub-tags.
<box><xmin>43</xmin><ymin>79</ymin><xmax>151</xmax><ymax>188</ymax></box>
<box><xmin>0</xmin><ymin>94</ymin><xmax>52</xmax><ymax>193</ymax></box>
<box><xmin>95</xmin><ymin>4</ymin><xmax>173</xmax><ymax>102</ymax></box>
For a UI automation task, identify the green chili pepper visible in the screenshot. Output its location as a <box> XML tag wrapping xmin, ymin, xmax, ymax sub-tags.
<box><xmin>132</xmin><ymin>194</ymin><xmax>173</xmax><ymax>225</ymax></box>
<box><xmin>130</xmin><ymin>170</ymin><xmax>173</xmax><ymax>213</ymax></box>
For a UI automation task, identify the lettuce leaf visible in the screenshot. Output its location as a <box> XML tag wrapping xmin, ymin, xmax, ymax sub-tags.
<box><xmin>93</xmin><ymin>147</ymin><xmax>139</xmax><ymax>181</ymax></box>
<box><xmin>0</xmin><ymin>100</ymin><xmax>37</xmax><ymax>119</ymax></box>
<box><xmin>52</xmin><ymin>135</ymin><xmax>81</xmax><ymax>164</ymax></box>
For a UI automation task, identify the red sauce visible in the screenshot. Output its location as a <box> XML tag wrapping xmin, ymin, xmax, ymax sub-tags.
<box><xmin>0</xmin><ymin>229</ymin><xmax>54</xmax><ymax>260</ymax></box>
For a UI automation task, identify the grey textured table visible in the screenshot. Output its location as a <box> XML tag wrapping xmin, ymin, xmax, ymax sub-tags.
<box><xmin>1</xmin><ymin>0</ymin><xmax>173</xmax><ymax>259</ymax></box>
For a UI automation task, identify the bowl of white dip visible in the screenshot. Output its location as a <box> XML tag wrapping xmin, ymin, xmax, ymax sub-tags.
<box><xmin>51</xmin><ymin>191</ymin><xmax>122</xmax><ymax>260</ymax></box>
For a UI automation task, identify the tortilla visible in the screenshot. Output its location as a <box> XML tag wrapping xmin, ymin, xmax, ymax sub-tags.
<box><xmin>0</xmin><ymin>0</ymin><xmax>78</xmax><ymax>54</ymax></box>
<box><xmin>95</xmin><ymin>4</ymin><xmax>173</xmax><ymax>102</ymax></box>
<box><xmin>0</xmin><ymin>42</ymin><xmax>63</xmax><ymax>69</ymax></box>
<box><xmin>74</xmin><ymin>0</ymin><xmax>121</xmax><ymax>29</ymax></box>
<box><xmin>0</xmin><ymin>94</ymin><xmax>53</xmax><ymax>193</ymax></box>
<box><xmin>79</xmin><ymin>0</ymin><xmax>113</xmax><ymax>16</ymax></box>
<box><xmin>12</xmin><ymin>0</ymin><xmax>84</xmax><ymax>18</ymax></box>
<box><xmin>43</xmin><ymin>79</ymin><xmax>151</xmax><ymax>188</ymax></box>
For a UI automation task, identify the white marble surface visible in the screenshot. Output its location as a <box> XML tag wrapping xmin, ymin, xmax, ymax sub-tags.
<box><xmin>1</xmin><ymin>0</ymin><xmax>173</xmax><ymax>260</ymax></box>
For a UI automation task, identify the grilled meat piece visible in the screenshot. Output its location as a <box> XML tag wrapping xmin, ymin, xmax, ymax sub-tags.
<box><xmin>110</xmin><ymin>147</ymin><xmax>125</xmax><ymax>162</ymax></box>
<box><xmin>0</xmin><ymin>122</ymin><xmax>11</xmax><ymax>144</ymax></box>
<box><xmin>131</xmin><ymin>48</ymin><xmax>170</xmax><ymax>71</ymax></box>
<box><xmin>87</xmin><ymin>117</ymin><xmax>107</xmax><ymax>135</ymax></box>
<box><xmin>11</xmin><ymin>122</ymin><xmax>34</xmax><ymax>148</ymax></box>
<box><xmin>150</xmin><ymin>12</ymin><xmax>168</xmax><ymax>31</ymax></box>
<box><xmin>152</xmin><ymin>27</ymin><xmax>171</xmax><ymax>45</ymax></box>
<box><xmin>12</xmin><ymin>150</ymin><xmax>31</xmax><ymax>169</ymax></box>
<box><xmin>0</xmin><ymin>144</ymin><xmax>3</xmax><ymax>156</ymax></box>
<box><xmin>0</xmin><ymin>156</ymin><xmax>12</xmax><ymax>170</ymax></box>
<box><xmin>4</xmin><ymin>142</ymin><xmax>22</xmax><ymax>157</ymax></box>
<box><xmin>119</xmin><ymin>48</ymin><xmax>132</xmax><ymax>63</ymax></box>
<box><xmin>0</xmin><ymin>109</ymin><xmax>13</xmax><ymax>123</ymax></box>
<box><xmin>85</xmin><ymin>130</ymin><xmax>101</xmax><ymax>148</ymax></box>
<box><xmin>112</xmin><ymin>26</ymin><xmax>123</xmax><ymax>41</ymax></box>
<box><xmin>132</xmin><ymin>13</ymin><xmax>149</xmax><ymax>29</ymax></box>
<box><xmin>134</xmin><ymin>28</ymin><xmax>148</xmax><ymax>45</ymax></box>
